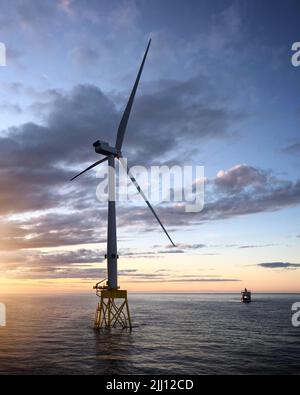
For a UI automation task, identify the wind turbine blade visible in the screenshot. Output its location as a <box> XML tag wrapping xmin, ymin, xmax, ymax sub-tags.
<box><xmin>119</xmin><ymin>158</ymin><xmax>176</xmax><ymax>247</ymax></box>
<box><xmin>70</xmin><ymin>157</ymin><xmax>108</xmax><ymax>181</ymax></box>
<box><xmin>115</xmin><ymin>39</ymin><xmax>151</xmax><ymax>151</ymax></box>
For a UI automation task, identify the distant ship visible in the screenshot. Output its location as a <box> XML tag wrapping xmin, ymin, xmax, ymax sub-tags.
<box><xmin>241</xmin><ymin>288</ymin><xmax>251</xmax><ymax>303</ymax></box>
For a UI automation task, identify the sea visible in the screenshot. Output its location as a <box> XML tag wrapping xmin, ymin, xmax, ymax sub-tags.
<box><xmin>0</xmin><ymin>293</ymin><xmax>299</xmax><ymax>375</ymax></box>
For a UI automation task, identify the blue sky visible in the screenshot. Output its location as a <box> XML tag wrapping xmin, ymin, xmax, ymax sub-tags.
<box><xmin>0</xmin><ymin>0</ymin><xmax>299</xmax><ymax>292</ymax></box>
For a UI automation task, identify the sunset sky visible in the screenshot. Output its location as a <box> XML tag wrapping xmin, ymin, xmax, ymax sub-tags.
<box><xmin>0</xmin><ymin>0</ymin><xmax>300</xmax><ymax>294</ymax></box>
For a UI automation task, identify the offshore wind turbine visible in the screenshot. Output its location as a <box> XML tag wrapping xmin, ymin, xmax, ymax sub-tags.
<box><xmin>70</xmin><ymin>39</ymin><xmax>175</xmax><ymax>329</ymax></box>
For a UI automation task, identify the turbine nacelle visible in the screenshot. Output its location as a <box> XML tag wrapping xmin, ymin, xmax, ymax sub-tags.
<box><xmin>93</xmin><ymin>140</ymin><xmax>121</xmax><ymax>157</ymax></box>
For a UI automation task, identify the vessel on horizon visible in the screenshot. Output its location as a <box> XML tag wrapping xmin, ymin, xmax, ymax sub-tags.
<box><xmin>241</xmin><ymin>288</ymin><xmax>252</xmax><ymax>303</ymax></box>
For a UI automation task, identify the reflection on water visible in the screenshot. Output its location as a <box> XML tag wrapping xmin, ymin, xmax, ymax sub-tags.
<box><xmin>0</xmin><ymin>293</ymin><xmax>299</xmax><ymax>374</ymax></box>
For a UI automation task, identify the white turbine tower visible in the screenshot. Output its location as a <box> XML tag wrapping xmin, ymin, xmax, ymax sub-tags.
<box><xmin>71</xmin><ymin>39</ymin><xmax>175</xmax><ymax>329</ymax></box>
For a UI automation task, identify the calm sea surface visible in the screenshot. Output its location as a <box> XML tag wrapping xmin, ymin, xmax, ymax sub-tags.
<box><xmin>0</xmin><ymin>293</ymin><xmax>299</xmax><ymax>375</ymax></box>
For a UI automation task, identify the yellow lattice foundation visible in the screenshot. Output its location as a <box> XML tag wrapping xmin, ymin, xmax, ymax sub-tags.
<box><xmin>94</xmin><ymin>289</ymin><xmax>132</xmax><ymax>329</ymax></box>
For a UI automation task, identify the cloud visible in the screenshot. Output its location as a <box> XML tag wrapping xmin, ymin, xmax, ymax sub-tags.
<box><xmin>107</xmin><ymin>0</ymin><xmax>140</xmax><ymax>31</ymax></box>
<box><xmin>2</xmin><ymin>145</ymin><xmax>299</xmax><ymax>255</ymax></box>
<box><xmin>239</xmin><ymin>244</ymin><xmax>274</xmax><ymax>249</ymax></box>
<box><xmin>5</xmin><ymin>47</ymin><xmax>25</xmax><ymax>69</ymax></box>
<box><xmin>129</xmin><ymin>278</ymin><xmax>241</xmax><ymax>283</ymax></box>
<box><xmin>154</xmin><ymin>243</ymin><xmax>206</xmax><ymax>254</ymax></box>
<box><xmin>58</xmin><ymin>0</ymin><xmax>74</xmax><ymax>17</ymax></box>
<box><xmin>70</xmin><ymin>47</ymin><xmax>100</xmax><ymax>67</ymax></box>
<box><xmin>33</xmin><ymin>249</ymin><xmax>105</xmax><ymax>265</ymax></box>
<box><xmin>258</xmin><ymin>262</ymin><xmax>300</xmax><ymax>269</ymax></box>
<box><xmin>0</xmin><ymin>211</ymin><xmax>107</xmax><ymax>250</ymax></box>
<box><xmin>0</xmin><ymin>247</ymin><xmax>237</xmax><ymax>282</ymax></box>
<box><xmin>0</xmin><ymin>248</ymin><xmax>144</xmax><ymax>280</ymax></box>
<box><xmin>0</xmin><ymin>75</ymin><xmax>240</xmax><ymax>219</ymax></box>
<box><xmin>1</xmin><ymin>82</ymin><xmax>62</xmax><ymax>103</ymax></box>
<box><xmin>215</xmin><ymin>164</ymin><xmax>267</xmax><ymax>194</ymax></box>
<box><xmin>16</xmin><ymin>0</ymin><xmax>56</xmax><ymax>29</ymax></box>
<box><xmin>165</xmin><ymin>243</ymin><xmax>206</xmax><ymax>250</ymax></box>
<box><xmin>0</xmin><ymin>85</ymin><xmax>118</xmax><ymax>215</ymax></box>
<box><xmin>282</xmin><ymin>143</ymin><xmax>300</xmax><ymax>155</ymax></box>
<box><xmin>117</xmin><ymin>163</ymin><xmax>300</xmax><ymax>228</ymax></box>
<box><xmin>123</xmin><ymin>76</ymin><xmax>241</xmax><ymax>162</ymax></box>
<box><xmin>119</xmin><ymin>163</ymin><xmax>300</xmax><ymax>233</ymax></box>
<box><xmin>0</xmin><ymin>80</ymin><xmax>299</xmax><ymax>265</ymax></box>
<box><xmin>0</xmin><ymin>248</ymin><xmax>104</xmax><ymax>279</ymax></box>
<box><xmin>0</xmin><ymin>102</ymin><xmax>22</xmax><ymax>114</ymax></box>
<box><xmin>202</xmin><ymin>165</ymin><xmax>300</xmax><ymax>221</ymax></box>
<box><xmin>157</xmin><ymin>249</ymin><xmax>185</xmax><ymax>254</ymax></box>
